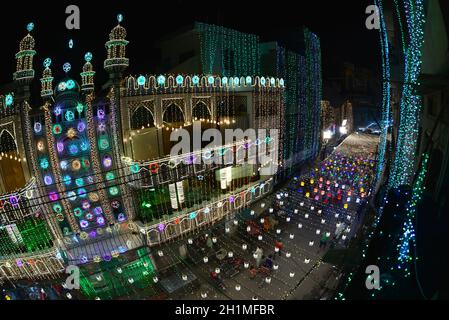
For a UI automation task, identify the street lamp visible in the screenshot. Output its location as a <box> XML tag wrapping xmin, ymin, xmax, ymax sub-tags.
<box><xmin>322</xmin><ymin>130</ymin><xmax>333</xmax><ymax>160</ymax></box>
<box><xmin>323</xmin><ymin>130</ymin><xmax>332</xmax><ymax>140</ymax></box>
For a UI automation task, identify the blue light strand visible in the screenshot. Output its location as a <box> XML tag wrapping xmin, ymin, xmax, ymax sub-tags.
<box><xmin>375</xmin><ymin>0</ymin><xmax>391</xmax><ymax>185</ymax></box>
<box><xmin>388</xmin><ymin>0</ymin><xmax>426</xmax><ymax>189</ymax></box>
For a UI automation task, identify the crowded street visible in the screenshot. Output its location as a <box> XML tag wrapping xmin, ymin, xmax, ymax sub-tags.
<box><xmin>149</xmin><ymin>133</ymin><xmax>379</xmax><ymax>300</ymax></box>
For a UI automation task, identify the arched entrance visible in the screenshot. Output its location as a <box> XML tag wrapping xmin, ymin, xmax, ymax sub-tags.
<box><xmin>0</xmin><ymin>130</ymin><xmax>25</xmax><ymax>192</ymax></box>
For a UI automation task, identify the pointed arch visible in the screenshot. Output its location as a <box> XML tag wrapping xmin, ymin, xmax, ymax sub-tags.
<box><xmin>131</xmin><ymin>106</ymin><xmax>155</xmax><ymax>130</ymax></box>
<box><xmin>192</xmin><ymin>101</ymin><xmax>211</xmax><ymax>121</ymax></box>
<box><xmin>163</xmin><ymin>104</ymin><xmax>185</xmax><ymax>124</ymax></box>
<box><xmin>0</xmin><ymin>129</ymin><xmax>17</xmax><ymax>153</ymax></box>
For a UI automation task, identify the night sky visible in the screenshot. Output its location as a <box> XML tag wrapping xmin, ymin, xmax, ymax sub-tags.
<box><xmin>0</xmin><ymin>0</ymin><xmax>380</xmax><ymax>87</ymax></box>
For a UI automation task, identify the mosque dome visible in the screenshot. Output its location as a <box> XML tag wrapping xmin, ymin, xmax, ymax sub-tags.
<box><xmin>109</xmin><ymin>24</ymin><xmax>127</xmax><ymax>41</ymax></box>
<box><xmin>19</xmin><ymin>34</ymin><xmax>35</xmax><ymax>51</ymax></box>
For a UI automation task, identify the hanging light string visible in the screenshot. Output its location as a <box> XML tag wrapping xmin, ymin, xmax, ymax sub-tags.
<box><xmin>388</xmin><ymin>0</ymin><xmax>426</xmax><ymax>189</ymax></box>
<box><xmin>375</xmin><ymin>0</ymin><xmax>391</xmax><ymax>185</ymax></box>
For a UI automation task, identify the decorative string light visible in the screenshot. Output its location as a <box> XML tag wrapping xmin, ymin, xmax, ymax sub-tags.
<box><xmin>375</xmin><ymin>0</ymin><xmax>391</xmax><ymax>184</ymax></box>
<box><xmin>388</xmin><ymin>0</ymin><xmax>426</xmax><ymax>189</ymax></box>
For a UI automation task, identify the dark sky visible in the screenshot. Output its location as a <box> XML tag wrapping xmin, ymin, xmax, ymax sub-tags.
<box><xmin>0</xmin><ymin>0</ymin><xmax>380</xmax><ymax>86</ymax></box>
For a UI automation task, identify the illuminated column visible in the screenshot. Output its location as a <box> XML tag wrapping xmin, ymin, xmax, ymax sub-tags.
<box><xmin>185</xmin><ymin>95</ymin><xmax>192</xmax><ymax>125</ymax></box>
<box><xmin>14</xmin><ymin>22</ymin><xmax>36</xmax><ymax>94</ymax></box>
<box><xmin>104</xmin><ymin>13</ymin><xmax>129</xmax><ymax>157</ymax></box>
<box><xmin>80</xmin><ymin>52</ymin><xmax>95</xmax><ymax>94</ymax></box>
<box><xmin>40</xmin><ymin>58</ymin><xmax>54</xmax><ymax>99</ymax></box>
<box><xmin>14</xmin><ymin>23</ymin><xmax>37</xmax><ymax>187</ymax></box>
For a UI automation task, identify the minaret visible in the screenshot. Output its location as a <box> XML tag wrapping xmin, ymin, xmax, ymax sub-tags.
<box><xmin>104</xmin><ymin>14</ymin><xmax>129</xmax><ymax>78</ymax></box>
<box><xmin>40</xmin><ymin>58</ymin><xmax>54</xmax><ymax>99</ymax></box>
<box><xmin>81</xmin><ymin>52</ymin><xmax>95</xmax><ymax>93</ymax></box>
<box><xmin>104</xmin><ymin>14</ymin><xmax>129</xmax><ymax>156</ymax></box>
<box><xmin>14</xmin><ymin>22</ymin><xmax>37</xmax><ymax>99</ymax></box>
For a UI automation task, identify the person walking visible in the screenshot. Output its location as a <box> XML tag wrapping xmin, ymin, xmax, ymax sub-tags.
<box><xmin>319</xmin><ymin>233</ymin><xmax>330</xmax><ymax>249</ymax></box>
<box><xmin>263</xmin><ymin>218</ymin><xmax>271</xmax><ymax>233</ymax></box>
<box><xmin>264</xmin><ymin>255</ymin><xmax>274</xmax><ymax>269</ymax></box>
<box><xmin>249</xmin><ymin>266</ymin><xmax>258</xmax><ymax>279</ymax></box>
<box><xmin>274</xmin><ymin>239</ymin><xmax>283</xmax><ymax>257</ymax></box>
<box><xmin>254</xmin><ymin>247</ymin><xmax>264</xmax><ymax>267</ymax></box>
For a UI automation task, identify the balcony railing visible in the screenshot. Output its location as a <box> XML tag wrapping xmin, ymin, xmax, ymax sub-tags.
<box><xmin>0</xmin><ymin>178</ymin><xmax>46</xmax><ymax>226</ymax></box>
<box><xmin>128</xmin><ymin>177</ymin><xmax>274</xmax><ymax>247</ymax></box>
<box><xmin>121</xmin><ymin>138</ymin><xmax>275</xmax><ymax>189</ymax></box>
<box><xmin>0</xmin><ymin>247</ymin><xmax>65</xmax><ymax>283</ymax></box>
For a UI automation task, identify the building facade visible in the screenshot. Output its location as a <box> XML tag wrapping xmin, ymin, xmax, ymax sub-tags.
<box><xmin>0</xmin><ymin>18</ymin><xmax>321</xmax><ymax>298</ymax></box>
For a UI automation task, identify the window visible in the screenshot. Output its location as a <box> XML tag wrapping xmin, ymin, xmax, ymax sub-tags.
<box><xmin>223</xmin><ymin>49</ymin><xmax>235</xmax><ymax>75</ymax></box>
<box><xmin>427</xmin><ymin>95</ymin><xmax>438</xmax><ymax>117</ymax></box>
<box><xmin>179</xmin><ymin>50</ymin><xmax>194</xmax><ymax>64</ymax></box>
<box><xmin>443</xmin><ymin>90</ymin><xmax>449</xmax><ymax>123</ymax></box>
